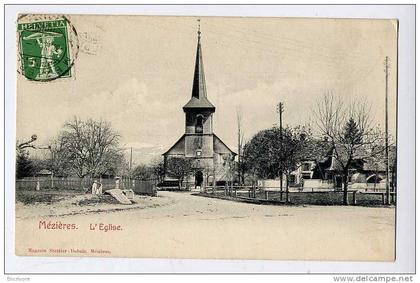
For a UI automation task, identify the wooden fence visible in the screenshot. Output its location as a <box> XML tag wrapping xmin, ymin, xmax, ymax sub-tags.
<box><xmin>201</xmin><ymin>185</ymin><xmax>396</xmax><ymax>206</ymax></box>
<box><xmin>16</xmin><ymin>177</ymin><xmax>157</xmax><ymax>196</ymax></box>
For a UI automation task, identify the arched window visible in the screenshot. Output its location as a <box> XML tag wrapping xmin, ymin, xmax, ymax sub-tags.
<box><xmin>195</xmin><ymin>115</ymin><xmax>203</xmax><ymax>133</ymax></box>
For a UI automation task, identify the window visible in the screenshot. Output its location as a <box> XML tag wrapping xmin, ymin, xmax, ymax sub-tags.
<box><xmin>195</xmin><ymin>115</ymin><xmax>203</xmax><ymax>133</ymax></box>
<box><xmin>302</xmin><ymin>162</ymin><xmax>311</xmax><ymax>171</ymax></box>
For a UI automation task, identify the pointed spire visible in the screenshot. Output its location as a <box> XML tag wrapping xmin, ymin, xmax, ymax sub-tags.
<box><xmin>192</xmin><ymin>23</ymin><xmax>206</xmax><ymax>100</ymax></box>
<box><xmin>197</xmin><ymin>18</ymin><xmax>201</xmax><ymax>39</ymax></box>
<box><xmin>183</xmin><ymin>20</ymin><xmax>215</xmax><ymax>112</ymax></box>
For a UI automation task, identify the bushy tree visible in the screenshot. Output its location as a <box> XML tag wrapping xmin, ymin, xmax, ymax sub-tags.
<box><xmin>243</xmin><ymin>128</ymin><xmax>278</xmax><ymax>180</ymax></box>
<box><xmin>16</xmin><ymin>148</ymin><xmax>37</xmax><ymax>179</ymax></box>
<box><xmin>166</xmin><ymin>157</ymin><xmax>193</xmax><ymax>189</ymax></box>
<box><xmin>131</xmin><ymin>164</ymin><xmax>153</xmax><ymax>180</ymax></box>
<box><xmin>243</xmin><ymin>125</ymin><xmax>311</xmax><ymax>200</ymax></box>
<box><xmin>150</xmin><ymin>158</ymin><xmax>165</xmax><ymax>183</ymax></box>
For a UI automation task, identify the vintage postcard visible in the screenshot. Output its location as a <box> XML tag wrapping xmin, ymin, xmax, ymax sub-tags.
<box><xmin>14</xmin><ymin>14</ymin><xmax>398</xmax><ymax>261</ymax></box>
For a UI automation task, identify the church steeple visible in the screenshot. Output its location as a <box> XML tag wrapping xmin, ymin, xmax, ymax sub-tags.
<box><xmin>183</xmin><ymin>20</ymin><xmax>215</xmax><ymax>112</ymax></box>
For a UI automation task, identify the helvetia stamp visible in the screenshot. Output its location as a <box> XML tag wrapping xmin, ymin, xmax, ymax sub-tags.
<box><xmin>17</xmin><ymin>16</ymin><xmax>78</xmax><ymax>81</ymax></box>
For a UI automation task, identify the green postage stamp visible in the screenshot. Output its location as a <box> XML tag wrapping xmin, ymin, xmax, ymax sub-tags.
<box><xmin>17</xmin><ymin>18</ymin><xmax>75</xmax><ymax>81</ymax></box>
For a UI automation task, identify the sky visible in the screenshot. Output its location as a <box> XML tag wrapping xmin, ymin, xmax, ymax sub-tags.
<box><xmin>17</xmin><ymin>15</ymin><xmax>398</xmax><ymax>166</ymax></box>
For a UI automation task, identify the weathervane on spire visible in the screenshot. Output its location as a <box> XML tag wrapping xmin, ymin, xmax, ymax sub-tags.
<box><xmin>197</xmin><ymin>18</ymin><xmax>201</xmax><ymax>38</ymax></box>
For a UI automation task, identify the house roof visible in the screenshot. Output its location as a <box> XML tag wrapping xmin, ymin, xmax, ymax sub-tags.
<box><xmin>300</xmin><ymin>140</ymin><xmax>397</xmax><ymax>172</ymax></box>
<box><xmin>183</xmin><ymin>33</ymin><xmax>215</xmax><ymax>111</ymax></box>
<box><xmin>363</xmin><ymin>145</ymin><xmax>397</xmax><ymax>171</ymax></box>
<box><xmin>301</xmin><ymin>139</ymin><xmax>333</xmax><ymax>161</ymax></box>
<box><xmin>37</xmin><ymin>169</ymin><xmax>52</xmax><ymax>175</ymax></box>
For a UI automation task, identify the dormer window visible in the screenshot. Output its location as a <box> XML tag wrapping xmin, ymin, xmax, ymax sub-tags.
<box><xmin>195</xmin><ymin>115</ymin><xmax>203</xmax><ymax>133</ymax></box>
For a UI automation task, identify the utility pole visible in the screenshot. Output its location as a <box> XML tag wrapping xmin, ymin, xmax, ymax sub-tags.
<box><xmin>237</xmin><ymin>116</ymin><xmax>241</xmax><ymax>186</ymax></box>
<box><xmin>277</xmin><ymin>102</ymin><xmax>284</xmax><ymax>200</ymax></box>
<box><xmin>237</xmin><ymin>109</ymin><xmax>242</xmax><ymax>186</ymax></box>
<box><xmin>128</xmin><ymin>147</ymin><xmax>133</xmax><ymax>189</ymax></box>
<box><xmin>384</xmin><ymin>56</ymin><xmax>390</xmax><ymax>205</ymax></box>
<box><xmin>129</xmin><ymin>147</ymin><xmax>133</xmax><ymax>171</ymax></box>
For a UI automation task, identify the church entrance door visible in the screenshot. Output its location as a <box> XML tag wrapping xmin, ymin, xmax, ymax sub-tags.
<box><xmin>195</xmin><ymin>171</ymin><xmax>204</xmax><ymax>187</ymax></box>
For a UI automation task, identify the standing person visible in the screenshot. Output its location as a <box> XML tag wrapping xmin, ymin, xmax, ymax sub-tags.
<box><xmin>97</xmin><ymin>181</ymin><xmax>103</xmax><ymax>195</ymax></box>
<box><xmin>91</xmin><ymin>180</ymin><xmax>98</xmax><ymax>194</ymax></box>
<box><xmin>115</xmin><ymin>177</ymin><xmax>120</xmax><ymax>190</ymax></box>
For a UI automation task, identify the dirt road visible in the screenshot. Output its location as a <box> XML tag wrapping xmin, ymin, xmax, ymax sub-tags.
<box><xmin>15</xmin><ymin>191</ymin><xmax>395</xmax><ymax>261</ymax></box>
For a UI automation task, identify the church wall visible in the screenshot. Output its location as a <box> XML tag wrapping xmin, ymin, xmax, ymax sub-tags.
<box><xmin>213</xmin><ymin>153</ymin><xmax>235</xmax><ymax>182</ymax></box>
<box><xmin>184</xmin><ymin>134</ymin><xmax>213</xmax><ymax>158</ymax></box>
<box><xmin>191</xmin><ymin>158</ymin><xmax>214</xmax><ymax>171</ymax></box>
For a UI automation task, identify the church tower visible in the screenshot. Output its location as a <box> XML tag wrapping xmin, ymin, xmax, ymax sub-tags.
<box><xmin>163</xmin><ymin>22</ymin><xmax>236</xmax><ymax>188</ymax></box>
<box><xmin>183</xmin><ymin>23</ymin><xmax>215</xmax><ymax>159</ymax></box>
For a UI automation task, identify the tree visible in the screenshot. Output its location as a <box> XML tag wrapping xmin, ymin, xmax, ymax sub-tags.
<box><xmin>16</xmin><ymin>148</ymin><xmax>37</xmax><ymax>178</ymax></box>
<box><xmin>280</xmin><ymin>126</ymin><xmax>311</xmax><ymax>201</ymax></box>
<box><xmin>312</xmin><ymin>93</ymin><xmax>385</xmax><ymax>205</ymax></box>
<box><xmin>56</xmin><ymin>117</ymin><xmax>122</xmax><ymax>178</ymax></box>
<box><xmin>166</xmin><ymin>157</ymin><xmax>193</xmax><ymax>189</ymax></box>
<box><xmin>242</xmin><ymin>125</ymin><xmax>311</xmax><ymax>201</ymax></box>
<box><xmin>242</xmin><ymin>128</ymin><xmax>279</xmax><ymax>180</ymax></box>
<box><xmin>131</xmin><ymin>164</ymin><xmax>153</xmax><ymax>180</ymax></box>
<box><xmin>41</xmin><ymin>139</ymin><xmax>71</xmax><ymax>177</ymax></box>
<box><xmin>150</xmin><ymin>158</ymin><xmax>165</xmax><ymax>183</ymax></box>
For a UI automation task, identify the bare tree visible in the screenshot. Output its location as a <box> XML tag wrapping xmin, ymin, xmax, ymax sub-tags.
<box><xmin>57</xmin><ymin>117</ymin><xmax>122</xmax><ymax>179</ymax></box>
<box><xmin>43</xmin><ymin>139</ymin><xmax>71</xmax><ymax>177</ymax></box>
<box><xmin>313</xmin><ymin>93</ymin><xmax>384</xmax><ymax>205</ymax></box>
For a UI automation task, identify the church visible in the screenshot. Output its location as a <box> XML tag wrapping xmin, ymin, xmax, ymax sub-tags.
<box><xmin>162</xmin><ymin>27</ymin><xmax>236</xmax><ymax>188</ymax></box>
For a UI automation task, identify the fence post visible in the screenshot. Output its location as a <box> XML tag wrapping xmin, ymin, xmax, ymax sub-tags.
<box><xmin>265</xmin><ymin>190</ymin><xmax>268</xmax><ymax>200</ymax></box>
<box><xmin>382</xmin><ymin>193</ymin><xmax>386</xmax><ymax>205</ymax></box>
<box><xmin>352</xmin><ymin>191</ymin><xmax>357</xmax><ymax>205</ymax></box>
<box><xmin>234</xmin><ymin>187</ymin><xmax>237</xmax><ymax>198</ymax></box>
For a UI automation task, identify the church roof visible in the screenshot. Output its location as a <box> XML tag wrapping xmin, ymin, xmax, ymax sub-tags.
<box><xmin>214</xmin><ymin>134</ymin><xmax>237</xmax><ymax>156</ymax></box>
<box><xmin>183</xmin><ymin>32</ymin><xmax>215</xmax><ymax>112</ymax></box>
<box><xmin>162</xmin><ymin>133</ymin><xmax>236</xmax><ymax>156</ymax></box>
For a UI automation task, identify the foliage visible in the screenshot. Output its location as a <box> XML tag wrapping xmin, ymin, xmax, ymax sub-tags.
<box><xmin>242</xmin><ymin>126</ymin><xmax>311</xmax><ymax>180</ymax></box>
<box><xmin>150</xmin><ymin>158</ymin><xmax>165</xmax><ymax>182</ymax></box>
<box><xmin>53</xmin><ymin>117</ymin><xmax>122</xmax><ymax>178</ymax></box>
<box><xmin>166</xmin><ymin>157</ymin><xmax>193</xmax><ymax>187</ymax></box>
<box><xmin>131</xmin><ymin>164</ymin><xmax>153</xmax><ymax>181</ymax></box>
<box><xmin>16</xmin><ymin>148</ymin><xmax>38</xmax><ymax>178</ymax></box>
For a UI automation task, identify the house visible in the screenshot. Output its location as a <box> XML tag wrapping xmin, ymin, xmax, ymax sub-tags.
<box><xmin>290</xmin><ymin>141</ymin><xmax>396</xmax><ymax>190</ymax></box>
<box><xmin>162</xmin><ymin>28</ymin><xmax>236</xmax><ymax>188</ymax></box>
<box><xmin>36</xmin><ymin>169</ymin><xmax>52</xmax><ymax>178</ymax></box>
